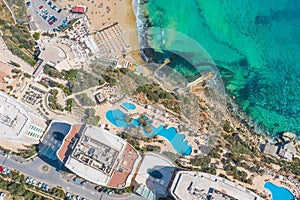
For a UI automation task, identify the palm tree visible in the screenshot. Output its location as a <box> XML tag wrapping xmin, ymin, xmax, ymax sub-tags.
<box><xmin>138</xmin><ymin>115</ymin><xmax>148</xmax><ymax>126</ymax></box>
<box><xmin>145</xmin><ymin>125</ymin><xmax>152</xmax><ymax>133</ymax></box>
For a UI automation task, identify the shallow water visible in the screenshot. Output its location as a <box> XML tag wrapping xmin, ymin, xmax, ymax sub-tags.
<box><xmin>138</xmin><ymin>0</ymin><xmax>300</xmax><ymax>135</ymax></box>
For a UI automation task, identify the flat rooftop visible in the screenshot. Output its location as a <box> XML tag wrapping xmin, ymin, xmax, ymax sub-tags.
<box><xmin>57</xmin><ymin>124</ymin><xmax>141</xmax><ymax>188</ymax></box>
<box><xmin>0</xmin><ymin>91</ymin><xmax>30</xmax><ymax>139</ymax></box>
<box><xmin>171</xmin><ymin>171</ymin><xmax>263</xmax><ymax>200</ymax></box>
<box><xmin>57</xmin><ymin>124</ymin><xmax>83</xmax><ymax>163</ymax></box>
<box><xmin>108</xmin><ymin>143</ymin><xmax>139</xmax><ymax>188</ymax></box>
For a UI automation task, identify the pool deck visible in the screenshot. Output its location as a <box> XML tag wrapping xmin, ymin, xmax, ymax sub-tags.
<box><xmin>92</xmin><ymin>86</ymin><xmax>208</xmax><ymax>158</ymax></box>
<box><xmin>105</xmin><ymin>102</ymin><xmax>193</xmax><ymax>155</ymax></box>
<box><xmin>97</xmin><ymin>101</ymin><xmax>190</xmax><ymax>153</ymax></box>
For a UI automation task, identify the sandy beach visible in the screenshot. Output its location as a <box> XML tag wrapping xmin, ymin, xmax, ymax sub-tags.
<box><xmin>58</xmin><ymin>0</ymin><xmax>142</xmax><ymax>62</ymax></box>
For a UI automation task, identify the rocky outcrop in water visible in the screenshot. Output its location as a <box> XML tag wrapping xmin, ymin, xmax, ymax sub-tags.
<box><xmin>281</xmin><ymin>132</ymin><xmax>297</xmax><ymax>143</ymax></box>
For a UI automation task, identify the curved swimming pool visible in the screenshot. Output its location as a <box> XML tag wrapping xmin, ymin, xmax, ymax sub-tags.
<box><xmin>106</xmin><ymin>108</ymin><xmax>192</xmax><ymax>156</ymax></box>
<box><xmin>264</xmin><ymin>182</ymin><xmax>295</xmax><ymax>200</ymax></box>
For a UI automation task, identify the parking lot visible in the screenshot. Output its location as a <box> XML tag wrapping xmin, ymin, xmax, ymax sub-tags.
<box><xmin>26</xmin><ymin>176</ymin><xmax>50</xmax><ymax>191</ymax></box>
<box><xmin>27</xmin><ymin>0</ymin><xmax>69</xmax><ymax>31</ymax></box>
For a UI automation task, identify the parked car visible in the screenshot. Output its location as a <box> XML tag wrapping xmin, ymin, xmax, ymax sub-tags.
<box><xmin>66</xmin><ymin>192</ymin><xmax>71</xmax><ymax>198</ymax></box>
<box><xmin>103</xmin><ymin>188</ymin><xmax>109</xmax><ymax>193</ymax></box>
<box><xmin>26</xmin><ymin>177</ymin><xmax>30</xmax><ymax>183</ymax></box>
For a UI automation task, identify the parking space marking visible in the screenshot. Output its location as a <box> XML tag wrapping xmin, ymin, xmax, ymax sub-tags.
<box><xmin>27</xmin><ymin>0</ymin><xmax>68</xmax><ymax>31</ymax></box>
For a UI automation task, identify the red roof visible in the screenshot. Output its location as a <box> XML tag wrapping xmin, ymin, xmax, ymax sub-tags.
<box><xmin>72</xmin><ymin>6</ymin><xmax>86</xmax><ymax>13</ymax></box>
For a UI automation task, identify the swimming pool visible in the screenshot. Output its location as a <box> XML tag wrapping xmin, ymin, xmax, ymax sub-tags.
<box><xmin>106</xmin><ymin>109</ymin><xmax>140</xmax><ymax>127</ymax></box>
<box><xmin>121</xmin><ymin>102</ymin><xmax>136</xmax><ymax>110</ymax></box>
<box><xmin>106</xmin><ymin>108</ymin><xmax>192</xmax><ymax>156</ymax></box>
<box><xmin>39</xmin><ymin>121</ymin><xmax>71</xmax><ymax>160</ymax></box>
<box><xmin>264</xmin><ymin>182</ymin><xmax>295</xmax><ymax>200</ymax></box>
<box><xmin>140</xmin><ymin>122</ymin><xmax>192</xmax><ymax>156</ymax></box>
<box><xmin>48</xmin><ymin>122</ymin><xmax>71</xmax><ymax>135</ymax></box>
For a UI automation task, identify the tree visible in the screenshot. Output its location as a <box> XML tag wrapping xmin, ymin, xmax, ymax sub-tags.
<box><xmin>11</xmin><ymin>68</ymin><xmax>21</xmax><ymax>74</ymax></box>
<box><xmin>24</xmin><ymin>73</ymin><xmax>32</xmax><ymax>78</ymax></box>
<box><xmin>138</xmin><ymin>116</ymin><xmax>148</xmax><ymax>126</ymax></box>
<box><xmin>223</xmin><ymin>121</ymin><xmax>234</xmax><ymax>133</ymax></box>
<box><xmin>9</xmin><ymin>61</ymin><xmax>20</xmax><ymax>67</ymax></box>
<box><xmin>32</xmin><ymin>32</ymin><xmax>40</xmax><ymax>40</ymax></box>
<box><xmin>144</xmin><ymin>125</ymin><xmax>152</xmax><ymax>133</ymax></box>
<box><xmin>190</xmin><ymin>156</ymin><xmax>211</xmax><ymax>168</ymax></box>
<box><xmin>75</xmin><ymin>93</ymin><xmax>96</xmax><ymax>106</ymax></box>
<box><xmin>6</xmin><ymin>85</ymin><xmax>13</xmax><ymax>90</ymax></box>
<box><xmin>146</xmin><ymin>145</ymin><xmax>161</xmax><ymax>152</ymax></box>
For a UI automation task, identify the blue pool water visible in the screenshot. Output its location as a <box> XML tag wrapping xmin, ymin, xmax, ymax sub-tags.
<box><xmin>106</xmin><ymin>109</ymin><xmax>192</xmax><ymax>155</ymax></box>
<box><xmin>121</xmin><ymin>102</ymin><xmax>136</xmax><ymax>110</ymax></box>
<box><xmin>39</xmin><ymin>122</ymin><xmax>71</xmax><ymax>160</ymax></box>
<box><xmin>47</xmin><ymin>122</ymin><xmax>71</xmax><ymax>136</ymax></box>
<box><xmin>264</xmin><ymin>182</ymin><xmax>295</xmax><ymax>200</ymax></box>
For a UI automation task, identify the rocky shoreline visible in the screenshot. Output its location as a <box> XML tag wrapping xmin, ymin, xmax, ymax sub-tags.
<box><xmin>132</xmin><ymin>0</ymin><xmax>158</xmax><ymax>63</ymax></box>
<box><xmin>133</xmin><ymin>0</ymin><xmax>299</xmax><ymax>142</ymax></box>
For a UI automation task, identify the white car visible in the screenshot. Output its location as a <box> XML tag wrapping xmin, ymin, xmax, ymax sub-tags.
<box><xmin>66</xmin><ymin>192</ymin><xmax>71</xmax><ymax>198</ymax></box>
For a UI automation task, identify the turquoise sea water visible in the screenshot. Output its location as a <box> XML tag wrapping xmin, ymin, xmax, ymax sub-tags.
<box><xmin>264</xmin><ymin>182</ymin><xmax>295</xmax><ymax>200</ymax></box>
<box><xmin>138</xmin><ymin>0</ymin><xmax>300</xmax><ymax>136</ymax></box>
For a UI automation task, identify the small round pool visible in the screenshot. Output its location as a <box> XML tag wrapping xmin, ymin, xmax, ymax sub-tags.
<box><xmin>121</xmin><ymin>102</ymin><xmax>136</xmax><ymax>110</ymax></box>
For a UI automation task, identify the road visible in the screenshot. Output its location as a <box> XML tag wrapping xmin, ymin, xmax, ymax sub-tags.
<box><xmin>0</xmin><ymin>153</ymin><xmax>145</xmax><ymax>200</ymax></box>
<box><xmin>0</xmin><ymin>154</ymin><xmax>100</xmax><ymax>199</ymax></box>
